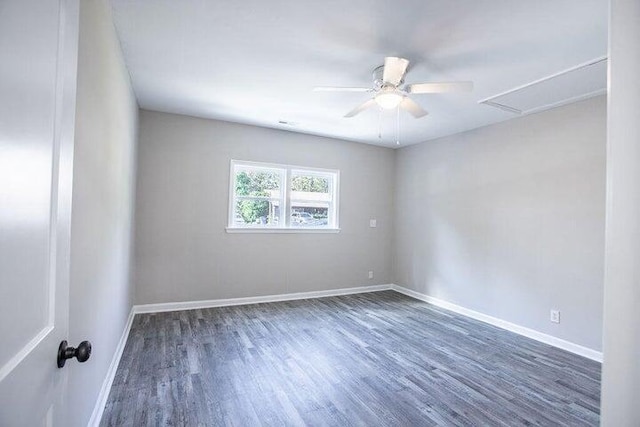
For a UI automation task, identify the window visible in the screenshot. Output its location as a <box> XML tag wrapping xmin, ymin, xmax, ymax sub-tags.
<box><xmin>228</xmin><ymin>160</ymin><xmax>339</xmax><ymax>232</ymax></box>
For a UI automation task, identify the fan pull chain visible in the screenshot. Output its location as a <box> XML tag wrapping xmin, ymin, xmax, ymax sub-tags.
<box><xmin>396</xmin><ymin>106</ymin><xmax>400</xmax><ymax>145</ymax></box>
<box><xmin>378</xmin><ymin>107</ymin><xmax>382</xmax><ymax>139</ymax></box>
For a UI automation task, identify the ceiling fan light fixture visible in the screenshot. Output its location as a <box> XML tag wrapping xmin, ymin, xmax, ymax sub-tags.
<box><xmin>375</xmin><ymin>91</ymin><xmax>403</xmax><ymax>109</ymax></box>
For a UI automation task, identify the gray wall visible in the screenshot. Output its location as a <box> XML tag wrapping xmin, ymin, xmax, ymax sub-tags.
<box><xmin>394</xmin><ymin>96</ymin><xmax>606</xmax><ymax>351</ymax></box>
<box><xmin>68</xmin><ymin>0</ymin><xmax>138</xmax><ymax>424</ymax></box>
<box><xmin>134</xmin><ymin>111</ymin><xmax>395</xmax><ymax>304</ymax></box>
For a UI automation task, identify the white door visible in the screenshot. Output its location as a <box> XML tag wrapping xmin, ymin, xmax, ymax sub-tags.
<box><xmin>0</xmin><ymin>0</ymin><xmax>80</xmax><ymax>425</ymax></box>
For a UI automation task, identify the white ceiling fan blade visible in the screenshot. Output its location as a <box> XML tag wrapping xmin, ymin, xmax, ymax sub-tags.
<box><xmin>406</xmin><ymin>81</ymin><xmax>473</xmax><ymax>94</ymax></box>
<box><xmin>383</xmin><ymin>57</ymin><xmax>410</xmax><ymax>86</ymax></box>
<box><xmin>313</xmin><ymin>86</ymin><xmax>373</xmax><ymax>92</ymax></box>
<box><xmin>344</xmin><ymin>98</ymin><xmax>376</xmax><ymax>118</ymax></box>
<box><xmin>400</xmin><ymin>97</ymin><xmax>429</xmax><ymax>118</ymax></box>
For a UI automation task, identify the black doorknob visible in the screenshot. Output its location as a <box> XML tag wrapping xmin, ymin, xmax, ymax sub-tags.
<box><xmin>57</xmin><ymin>340</ymin><xmax>92</xmax><ymax>368</ymax></box>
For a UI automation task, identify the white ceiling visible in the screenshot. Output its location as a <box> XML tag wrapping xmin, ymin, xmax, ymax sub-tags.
<box><xmin>109</xmin><ymin>0</ymin><xmax>608</xmax><ymax>147</ymax></box>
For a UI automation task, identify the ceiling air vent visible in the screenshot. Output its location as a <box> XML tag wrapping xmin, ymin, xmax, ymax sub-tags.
<box><xmin>479</xmin><ymin>56</ymin><xmax>607</xmax><ymax>115</ymax></box>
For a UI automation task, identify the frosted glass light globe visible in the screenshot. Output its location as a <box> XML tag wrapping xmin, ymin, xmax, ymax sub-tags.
<box><xmin>375</xmin><ymin>91</ymin><xmax>403</xmax><ymax>109</ymax></box>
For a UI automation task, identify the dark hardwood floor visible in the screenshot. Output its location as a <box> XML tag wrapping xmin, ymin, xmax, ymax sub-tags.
<box><xmin>101</xmin><ymin>291</ymin><xmax>601</xmax><ymax>426</ymax></box>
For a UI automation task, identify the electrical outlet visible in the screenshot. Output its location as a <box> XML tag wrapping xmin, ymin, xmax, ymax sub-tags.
<box><xmin>550</xmin><ymin>310</ymin><xmax>560</xmax><ymax>324</ymax></box>
<box><xmin>368</xmin><ymin>271</ymin><xmax>374</xmax><ymax>279</ymax></box>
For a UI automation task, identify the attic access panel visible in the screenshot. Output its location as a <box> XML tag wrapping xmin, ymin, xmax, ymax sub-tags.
<box><xmin>479</xmin><ymin>57</ymin><xmax>607</xmax><ymax>115</ymax></box>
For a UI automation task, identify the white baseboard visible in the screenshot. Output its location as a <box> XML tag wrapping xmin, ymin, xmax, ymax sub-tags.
<box><xmin>133</xmin><ymin>284</ymin><xmax>393</xmax><ymax>314</ymax></box>
<box><xmin>391</xmin><ymin>284</ymin><xmax>603</xmax><ymax>363</ymax></box>
<box><xmin>88</xmin><ymin>306</ymin><xmax>136</xmax><ymax>427</ymax></box>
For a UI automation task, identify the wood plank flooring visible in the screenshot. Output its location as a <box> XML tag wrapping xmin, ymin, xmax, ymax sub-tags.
<box><xmin>101</xmin><ymin>291</ymin><xmax>601</xmax><ymax>426</ymax></box>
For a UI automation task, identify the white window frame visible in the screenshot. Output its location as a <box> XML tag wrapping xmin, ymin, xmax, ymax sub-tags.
<box><xmin>227</xmin><ymin>160</ymin><xmax>340</xmax><ymax>233</ymax></box>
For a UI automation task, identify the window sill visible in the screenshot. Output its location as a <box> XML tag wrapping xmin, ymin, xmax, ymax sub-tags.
<box><xmin>225</xmin><ymin>227</ymin><xmax>341</xmax><ymax>234</ymax></box>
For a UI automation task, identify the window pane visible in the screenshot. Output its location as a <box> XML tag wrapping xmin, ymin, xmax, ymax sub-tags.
<box><xmin>291</xmin><ymin>173</ymin><xmax>330</xmax><ymax>194</ymax></box>
<box><xmin>291</xmin><ymin>206</ymin><xmax>329</xmax><ymax>227</ymax></box>
<box><xmin>234</xmin><ymin>200</ymin><xmax>280</xmax><ymax>226</ymax></box>
<box><xmin>235</xmin><ymin>168</ymin><xmax>281</xmax><ymax>197</ymax></box>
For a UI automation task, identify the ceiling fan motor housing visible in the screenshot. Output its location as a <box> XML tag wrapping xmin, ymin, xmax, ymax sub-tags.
<box><xmin>373</xmin><ymin>64</ymin><xmax>403</xmax><ymax>89</ymax></box>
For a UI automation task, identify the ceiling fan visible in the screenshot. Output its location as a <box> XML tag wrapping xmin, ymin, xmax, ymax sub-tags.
<box><xmin>314</xmin><ymin>57</ymin><xmax>473</xmax><ymax>118</ymax></box>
